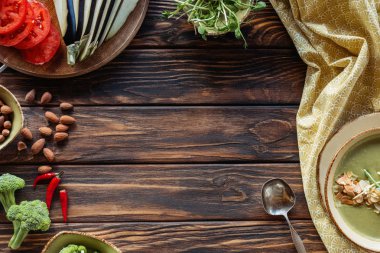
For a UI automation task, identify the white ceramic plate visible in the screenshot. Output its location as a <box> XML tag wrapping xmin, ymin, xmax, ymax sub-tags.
<box><xmin>325</xmin><ymin>128</ymin><xmax>380</xmax><ymax>251</ymax></box>
<box><xmin>318</xmin><ymin>113</ymin><xmax>380</xmax><ymax>208</ymax></box>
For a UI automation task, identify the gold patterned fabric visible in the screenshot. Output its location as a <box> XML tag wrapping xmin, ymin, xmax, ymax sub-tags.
<box><xmin>269</xmin><ymin>0</ymin><xmax>380</xmax><ymax>252</ymax></box>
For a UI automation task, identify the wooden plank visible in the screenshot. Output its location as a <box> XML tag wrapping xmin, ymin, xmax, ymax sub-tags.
<box><xmin>0</xmin><ymin>49</ymin><xmax>305</xmax><ymax>106</ymax></box>
<box><xmin>131</xmin><ymin>0</ymin><xmax>294</xmax><ymax>49</ymax></box>
<box><xmin>0</xmin><ymin>164</ymin><xmax>308</xmax><ymax>222</ymax></box>
<box><xmin>0</xmin><ymin>106</ymin><xmax>298</xmax><ymax>164</ymax></box>
<box><xmin>0</xmin><ymin>221</ymin><xmax>325</xmax><ymax>252</ymax></box>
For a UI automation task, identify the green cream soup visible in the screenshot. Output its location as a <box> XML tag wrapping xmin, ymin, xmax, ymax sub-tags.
<box><xmin>334</xmin><ymin>135</ymin><xmax>380</xmax><ymax>240</ymax></box>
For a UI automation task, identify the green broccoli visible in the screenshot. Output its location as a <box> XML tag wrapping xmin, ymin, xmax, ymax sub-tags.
<box><xmin>0</xmin><ymin>173</ymin><xmax>25</xmax><ymax>212</ymax></box>
<box><xmin>6</xmin><ymin>200</ymin><xmax>51</xmax><ymax>249</ymax></box>
<box><xmin>78</xmin><ymin>246</ymin><xmax>87</xmax><ymax>253</ymax></box>
<box><xmin>60</xmin><ymin>244</ymin><xmax>88</xmax><ymax>253</ymax></box>
<box><xmin>60</xmin><ymin>244</ymin><xmax>78</xmax><ymax>253</ymax></box>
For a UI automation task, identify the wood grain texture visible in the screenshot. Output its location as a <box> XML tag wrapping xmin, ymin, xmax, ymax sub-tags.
<box><xmin>131</xmin><ymin>0</ymin><xmax>294</xmax><ymax>49</ymax></box>
<box><xmin>0</xmin><ymin>106</ymin><xmax>298</xmax><ymax>164</ymax></box>
<box><xmin>0</xmin><ymin>0</ymin><xmax>320</xmax><ymax>251</ymax></box>
<box><xmin>0</xmin><ymin>221</ymin><xmax>326</xmax><ymax>252</ymax></box>
<box><xmin>0</xmin><ymin>49</ymin><xmax>305</xmax><ymax>105</ymax></box>
<box><xmin>0</xmin><ymin>164</ymin><xmax>308</xmax><ymax>222</ymax></box>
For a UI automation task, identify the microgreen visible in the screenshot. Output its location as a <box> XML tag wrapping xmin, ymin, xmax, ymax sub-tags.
<box><xmin>364</xmin><ymin>169</ymin><xmax>380</xmax><ymax>188</ymax></box>
<box><xmin>163</xmin><ymin>0</ymin><xmax>266</xmax><ymax>47</ymax></box>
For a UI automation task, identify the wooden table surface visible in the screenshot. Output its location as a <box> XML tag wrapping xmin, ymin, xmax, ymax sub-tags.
<box><xmin>0</xmin><ymin>1</ymin><xmax>327</xmax><ymax>252</ymax></box>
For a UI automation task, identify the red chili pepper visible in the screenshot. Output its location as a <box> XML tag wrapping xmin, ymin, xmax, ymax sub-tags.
<box><xmin>33</xmin><ymin>173</ymin><xmax>60</xmax><ymax>189</ymax></box>
<box><xmin>59</xmin><ymin>189</ymin><xmax>68</xmax><ymax>223</ymax></box>
<box><xmin>46</xmin><ymin>171</ymin><xmax>64</xmax><ymax>210</ymax></box>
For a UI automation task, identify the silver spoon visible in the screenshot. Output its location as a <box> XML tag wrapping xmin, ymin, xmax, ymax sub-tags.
<box><xmin>0</xmin><ymin>64</ymin><xmax>7</xmax><ymax>73</ymax></box>
<box><xmin>261</xmin><ymin>178</ymin><xmax>306</xmax><ymax>253</ymax></box>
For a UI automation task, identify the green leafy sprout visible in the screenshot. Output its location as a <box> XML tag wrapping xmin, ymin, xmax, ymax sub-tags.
<box><xmin>7</xmin><ymin>200</ymin><xmax>51</xmax><ymax>249</ymax></box>
<box><xmin>0</xmin><ymin>173</ymin><xmax>25</xmax><ymax>213</ymax></box>
<box><xmin>163</xmin><ymin>0</ymin><xmax>266</xmax><ymax>47</ymax></box>
<box><xmin>364</xmin><ymin>169</ymin><xmax>380</xmax><ymax>188</ymax></box>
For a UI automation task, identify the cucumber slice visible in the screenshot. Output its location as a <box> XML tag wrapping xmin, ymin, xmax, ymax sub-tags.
<box><xmin>79</xmin><ymin>0</ymin><xmax>104</xmax><ymax>61</ymax></box>
<box><xmin>75</xmin><ymin>0</ymin><xmax>85</xmax><ymax>40</ymax></box>
<box><xmin>73</xmin><ymin>0</ymin><xmax>79</xmax><ymax>30</ymax></box>
<box><xmin>66</xmin><ymin>0</ymin><xmax>92</xmax><ymax>65</ymax></box>
<box><xmin>81</xmin><ymin>0</ymin><xmax>93</xmax><ymax>37</ymax></box>
<box><xmin>84</xmin><ymin>0</ymin><xmax>96</xmax><ymax>36</ymax></box>
<box><xmin>97</xmin><ymin>0</ymin><xmax>116</xmax><ymax>44</ymax></box>
<box><xmin>106</xmin><ymin>0</ymin><xmax>139</xmax><ymax>41</ymax></box>
<box><xmin>92</xmin><ymin>0</ymin><xmax>112</xmax><ymax>45</ymax></box>
<box><xmin>53</xmin><ymin>0</ymin><xmax>68</xmax><ymax>35</ymax></box>
<box><xmin>98</xmin><ymin>0</ymin><xmax>121</xmax><ymax>46</ymax></box>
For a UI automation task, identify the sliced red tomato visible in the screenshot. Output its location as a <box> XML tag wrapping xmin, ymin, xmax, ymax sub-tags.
<box><xmin>21</xmin><ymin>24</ymin><xmax>60</xmax><ymax>65</ymax></box>
<box><xmin>0</xmin><ymin>0</ymin><xmax>27</xmax><ymax>34</ymax></box>
<box><xmin>0</xmin><ymin>3</ymin><xmax>33</xmax><ymax>46</ymax></box>
<box><xmin>14</xmin><ymin>0</ymin><xmax>51</xmax><ymax>50</ymax></box>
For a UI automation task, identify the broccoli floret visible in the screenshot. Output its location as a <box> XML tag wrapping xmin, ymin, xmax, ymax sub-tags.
<box><xmin>60</xmin><ymin>244</ymin><xmax>79</xmax><ymax>253</ymax></box>
<box><xmin>0</xmin><ymin>173</ymin><xmax>25</xmax><ymax>213</ymax></box>
<box><xmin>6</xmin><ymin>200</ymin><xmax>51</xmax><ymax>249</ymax></box>
<box><xmin>78</xmin><ymin>246</ymin><xmax>87</xmax><ymax>253</ymax></box>
<box><xmin>60</xmin><ymin>244</ymin><xmax>88</xmax><ymax>253</ymax></box>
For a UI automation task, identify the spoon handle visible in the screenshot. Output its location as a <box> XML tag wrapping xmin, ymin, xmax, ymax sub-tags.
<box><xmin>284</xmin><ymin>214</ymin><xmax>307</xmax><ymax>253</ymax></box>
<box><xmin>0</xmin><ymin>65</ymin><xmax>6</xmax><ymax>73</ymax></box>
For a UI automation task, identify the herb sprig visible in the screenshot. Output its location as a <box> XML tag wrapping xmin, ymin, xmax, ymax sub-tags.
<box><xmin>163</xmin><ymin>0</ymin><xmax>266</xmax><ymax>47</ymax></box>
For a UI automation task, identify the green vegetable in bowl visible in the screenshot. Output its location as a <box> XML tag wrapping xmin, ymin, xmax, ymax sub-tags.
<box><xmin>60</xmin><ymin>244</ymin><xmax>100</xmax><ymax>253</ymax></box>
<box><xmin>0</xmin><ymin>173</ymin><xmax>25</xmax><ymax>213</ymax></box>
<box><xmin>7</xmin><ymin>200</ymin><xmax>51</xmax><ymax>249</ymax></box>
<box><xmin>60</xmin><ymin>244</ymin><xmax>87</xmax><ymax>253</ymax></box>
<box><xmin>60</xmin><ymin>245</ymin><xmax>79</xmax><ymax>253</ymax></box>
<box><xmin>163</xmin><ymin>0</ymin><xmax>266</xmax><ymax>47</ymax></box>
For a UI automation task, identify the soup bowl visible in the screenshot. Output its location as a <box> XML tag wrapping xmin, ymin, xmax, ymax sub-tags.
<box><xmin>325</xmin><ymin>128</ymin><xmax>380</xmax><ymax>251</ymax></box>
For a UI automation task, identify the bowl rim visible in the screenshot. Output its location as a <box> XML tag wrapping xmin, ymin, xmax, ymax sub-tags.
<box><xmin>324</xmin><ymin>128</ymin><xmax>380</xmax><ymax>252</ymax></box>
<box><xmin>317</xmin><ymin>113</ymin><xmax>380</xmax><ymax>211</ymax></box>
<box><xmin>41</xmin><ymin>231</ymin><xmax>122</xmax><ymax>253</ymax></box>
<box><xmin>0</xmin><ymin>85</ymin><xmax>24</xmax><ymax>152</ymax></box>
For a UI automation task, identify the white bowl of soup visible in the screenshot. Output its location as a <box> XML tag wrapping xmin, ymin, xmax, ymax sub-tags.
<box><xmin>325</xmin><ymin>128</ymin><xmax>380</xmax><ymax>251</ymax></box>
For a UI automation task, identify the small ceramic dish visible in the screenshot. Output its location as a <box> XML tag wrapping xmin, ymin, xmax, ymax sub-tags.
<box><xmin>318</xmin><ymin>113</ymin><xmax>380</xmax><ymax>209</ymax></box>
<box><xmin>325</xmin><ymin>128</ymin><xmax>380</xmax><ymax>251</ymax></box>
<box><xmin>42</xmin><ymin>231</ymin><xmax>122</xmax><ymax>253</ymax></box>
<box><xmin>0</xmin><ymin>85</ymin><xmax>23</xmax><ymax>152</ymax></box>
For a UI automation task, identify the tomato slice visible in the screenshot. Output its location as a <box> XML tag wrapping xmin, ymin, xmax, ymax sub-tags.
<box><xmin>0</xmin><ymin>0</ymin><xmax>27</xmax><ymax>34</ymax></box>
<box><xmin>0</xmin><ymin>3</ymin><xmax>33</xmax><ymax>47</ymax></box>
<box><xmin>14</xmin><ymin>0</ymin><xmax>51</xmax><ymax>50</ymax></box>
<box><xmin>21</xmin><ymin>24</ymin><xmax>60</xmax><ymax>65</ymax></box>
